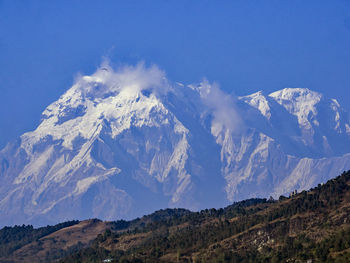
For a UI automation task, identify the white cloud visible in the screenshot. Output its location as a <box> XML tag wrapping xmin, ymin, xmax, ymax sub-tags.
<box><xmin>74</xmin><ymin>59</ymin><xmax>242</xmax><ymax>134</ymax></box>
<box><xmin>196</xmin><ymin>79</ymin><xmax>242</xmax><ymax>134</ymax></box>
<box><xmin>75</xmin><ymin>59</ymin><xmax>170</xmax><ymax>98</ymax></box>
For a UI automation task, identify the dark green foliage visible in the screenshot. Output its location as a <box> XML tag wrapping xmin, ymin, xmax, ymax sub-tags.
<box><xmin>60</xmin><ymin>170</ymin><xmax>350</xmax><ymax>262</ymax></box>
<box><xmin>0</xmin><ymin>220</ymin><xmax>79</xmax><ymax>257</ymax></box>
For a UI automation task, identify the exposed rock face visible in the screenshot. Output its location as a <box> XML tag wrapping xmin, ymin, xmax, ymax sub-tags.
<box><xmin>1</xmin><ymin>64</ymin><xmax>349</xmax><ymax>226</ymax></box>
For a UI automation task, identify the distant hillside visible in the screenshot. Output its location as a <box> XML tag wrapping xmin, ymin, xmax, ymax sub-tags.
<box><xmin>1</xmin><ymin>170</ymin><xmax>349</xmax><ymax>262</ymax></box>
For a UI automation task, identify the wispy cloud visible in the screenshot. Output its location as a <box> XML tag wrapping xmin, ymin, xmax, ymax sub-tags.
<box><xmin>196</xmin><ymin>79</ymin><xmax>242</xmax><ymax>135</ymax></box>
<box><xmin>75</xmin><ymin>59</ymin><xmax>170</xmax><ymax>98</ymax></box>
<box><xmin>74</xmin><ymin>59</ymin><xmax>242</xmax><ymax>134</ymax></box>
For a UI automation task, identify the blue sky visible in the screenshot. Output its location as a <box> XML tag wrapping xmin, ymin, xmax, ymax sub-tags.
<box><xmin>1</xmin><ymin>0</ymin><xmax>350</xmax><ymax>148</ymax></box>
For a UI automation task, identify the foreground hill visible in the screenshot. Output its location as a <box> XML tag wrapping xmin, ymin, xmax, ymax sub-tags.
<box><xmin>1</xmin><ymin>170</ymin><xmax>349</xmax><ymax>262</ymax></box>
<box><xmin>1</xmin><ymin>63</ymin><xmax>350</xmax><ymax>226</ymax></box>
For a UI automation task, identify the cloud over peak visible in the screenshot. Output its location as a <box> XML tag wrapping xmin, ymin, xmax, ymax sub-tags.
<box><xmin>72</xmin><ymin>60</ymin><xmax>242</xmax><ymax>134</ymax></box>
<box><xmin>75</xmin><ymin>61</ymin><xmax>169</xmax><ymax>98</ymax></box>
<box><xmin>196</xmin><ymin>79</ymin><xmax>242</xmax><ymax>135</ymax></box>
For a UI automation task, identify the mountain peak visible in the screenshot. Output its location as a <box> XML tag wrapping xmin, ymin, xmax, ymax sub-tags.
<box><xmin>23</xmin><ymin>64</ymin><xmax>172</xmax><ymax>151</ymax></box>
<box><xmin>269</xmin><ymin>87</ymin><xmax>322</xmax><ymax>100</ymax></box>
<box><xmin>1</xmin><ymin>67</ymin><xmax>350</xmax><ymax>226</ymax></box>
<box><xmin>239</xmin><ymin>91</ymin><xmax>271</xmax><ymax>119</ymax></box>
<box><xmin>268</xmin><ymin>88</ymin><xmax>323</xmax><ymax>130</ymax></box>
<box><xmin>269</xmin><ymin>87</ymin><xmax>322</xmax><ymax>110</ymax></box>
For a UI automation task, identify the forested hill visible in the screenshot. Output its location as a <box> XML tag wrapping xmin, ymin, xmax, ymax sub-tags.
<box><xmin>1</xmin><ymin>170</ymin><xmax>350</xmax><ymax>262</ymax></box>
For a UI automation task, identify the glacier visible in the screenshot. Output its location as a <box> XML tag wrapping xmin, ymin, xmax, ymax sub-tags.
<box><xmin>0</xmin><ymin>63</ymin><xmax>350</xmax><ymax>226</ymax></box>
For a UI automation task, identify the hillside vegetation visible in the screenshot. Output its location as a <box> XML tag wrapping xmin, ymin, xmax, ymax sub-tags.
<box><xmin>1</xmin><ymin>171</ymin><xmax>350</xmax><ymax>262</ymax></box>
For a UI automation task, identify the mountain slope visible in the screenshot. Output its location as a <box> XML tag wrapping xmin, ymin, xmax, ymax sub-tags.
<box><xmin>60</xmin><ymin>170</ymin><xmax>350</xmax><ymax>263</ymax></box>
<box><xmin>218</xmin><ymin>88</ymin><xmax>350</xmax><ymax>201</ymax></box>
<box><xmin>1</xmin><ymin>170</ymin><xmax>349</xmax><ymax>262</ymax></box>
<box><xmin>0</xmin><ymin>64</ymin><xmax>350</xmax><ymax>226</ymax></box>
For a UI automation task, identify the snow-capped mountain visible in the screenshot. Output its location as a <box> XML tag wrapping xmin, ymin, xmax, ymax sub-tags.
<box><xmin>1</xmin><ymin>64</ymin><xmax>350</xmax><ymax>226</ymax></box>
